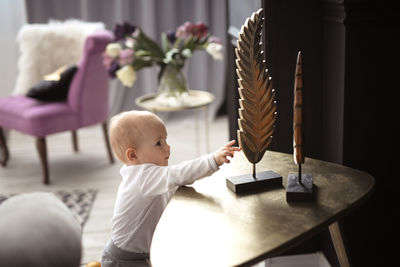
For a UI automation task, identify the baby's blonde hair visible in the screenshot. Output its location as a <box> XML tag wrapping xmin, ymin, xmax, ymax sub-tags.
<box><xmin>109</xmin><ymin>110</ymin><xmax>161</xmax><ymax>164</ymax></box>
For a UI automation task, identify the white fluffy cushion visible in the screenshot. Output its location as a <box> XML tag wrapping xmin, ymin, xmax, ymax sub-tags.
<box><xmin>0</xmin><ymin>192</ymin><xmax>82</xmax><ymax>267</ymax></box>
<box><xmin>14</xmin><ymin>19</ymin><xmax>105</xmax><ymax>95</ymax></box>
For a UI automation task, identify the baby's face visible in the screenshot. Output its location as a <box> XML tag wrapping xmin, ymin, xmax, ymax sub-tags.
<box><xmin>135</xmin><ymin>118</ymin><xmax>170</xmax><ymax>166</ymax></box>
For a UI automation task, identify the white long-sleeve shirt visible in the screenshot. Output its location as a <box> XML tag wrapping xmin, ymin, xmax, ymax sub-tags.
<box><xmin>111</xmin><ymin>153</ymin><xmax>219</xmax><ymax>253</ymax></box>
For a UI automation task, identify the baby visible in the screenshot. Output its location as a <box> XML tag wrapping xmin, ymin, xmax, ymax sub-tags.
<box><xmin>102</xmin><ymin>110</ymin><xmax>240</xmax><ymax>267</ymax></box>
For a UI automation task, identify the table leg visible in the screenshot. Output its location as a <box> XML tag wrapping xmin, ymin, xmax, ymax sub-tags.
<box><xmin>204</xmin><ymin>106</ymin><xmax>210</xmax><ymax>153</ymax></box>
<box><xmin>195</xmin><ymin>106</ymin><xmax>210</xmax><ymax>156</ymax></box>
<box><xmin>194</xmin><ymin>108</ymin><xmax>200</xmax><ymax>156</ymax></box>
<box><xmin>329</xmin><ymin>221</ymin><xmax>351</xmax><ymax>267</ymax></box>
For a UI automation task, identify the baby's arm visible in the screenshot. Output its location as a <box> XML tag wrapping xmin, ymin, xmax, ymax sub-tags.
<box><xmin>213</xmin><ymin>140</ymin><xmax>241</xmax><ymax>166</ymax></box>
<box><xmin>139</xmin><ymin>141</ymin><xmax>240</xmax><ymax>196</ymax></box>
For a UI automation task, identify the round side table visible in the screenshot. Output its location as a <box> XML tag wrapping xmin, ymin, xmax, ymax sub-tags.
<box><xmin>135</xmin><ymin>90</ymin><xmax>215</xmax><ymax>155</ymax></box>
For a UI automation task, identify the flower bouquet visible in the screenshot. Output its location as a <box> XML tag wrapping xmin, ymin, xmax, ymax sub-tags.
<box><xmin>103</xmin><ymin>21</ymin><xmax>223</xmax><ymax>106</ymax></box>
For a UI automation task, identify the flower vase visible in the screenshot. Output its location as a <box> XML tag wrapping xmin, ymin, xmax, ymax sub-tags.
<box><xmin>155</xmin><ymin>65</ymin><xmax>189</xmax><ymax>107</ymax></box>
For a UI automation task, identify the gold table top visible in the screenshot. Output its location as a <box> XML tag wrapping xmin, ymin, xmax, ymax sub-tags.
<box><xmin>135</xmin><ymin>90</ymin><xmax>215</xmax><ymax>112</ymax></box>
<box><xmin>150</xmin><ymin>151</ymin><xmax>374</xmax><ymax>267</ymax></box>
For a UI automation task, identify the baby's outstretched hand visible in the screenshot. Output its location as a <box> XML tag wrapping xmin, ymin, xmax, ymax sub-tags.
<box><xmin>213</xmin><ymin>140</ymin><xmax>241</xmax><ymax>166</ymax></box>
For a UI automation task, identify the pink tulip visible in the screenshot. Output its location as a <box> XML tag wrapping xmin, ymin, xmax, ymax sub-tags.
<box><xmin>209</xmin><ymin>36</ymin><xmax>222</xmax><ymax>44</ymax></box>
<box><xmin>176</xmin><ymin>21</ymin><xmax>194</xmax><ymax>38</ymax></box>
<box><xmin>118</xmin><ymin>49</ymin><xmax>134</xmax><ymax>65</ymax></box>
<box><xmin>176</xmin><ymin>21</ymin><xmax>209</xmax><ymax>39</ymax></box>
<box><xmin>192</xmin><ymin>22</ymin><xmax>208</xmax><ymax>39</ymax></box>
<box><xmin>102</xmin><ymin>52</ymin><xmax>114</xmax><ymax>69</ymax></box>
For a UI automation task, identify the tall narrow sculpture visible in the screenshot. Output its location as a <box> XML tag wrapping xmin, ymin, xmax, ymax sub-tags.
<box><xmin>286</xmin><ymin>51</ymin><xmax>314</xmax><ymax>202</ymax></box>
<box><xmin>226</xmin><ymin>8</ymin><xmax>282</xmax><ymax>193</ymax></box>
<box><xmin>293</xmin><ymin>51</ymin><xmax>305</xmax><ymax>174</ymax></box>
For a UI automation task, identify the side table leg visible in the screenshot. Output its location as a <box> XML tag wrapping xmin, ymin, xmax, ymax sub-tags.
<box><xmin>329</xmin><ymin>221</ymin><xmax>351</xmax><ymax>267</ymax></box>
<box><xmin>204</xmin><ymin>106</ymin><xmax>210</xmax><ymax>153</ymax></box>
<box><xmin>195</xmin><ymin>108</ymin><xmax>200</xmax><ymax>156</ymax></box>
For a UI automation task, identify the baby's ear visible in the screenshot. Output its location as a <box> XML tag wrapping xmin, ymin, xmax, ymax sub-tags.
<box><xmin>126</xmin><ymin>147</ymin><xmax>138</xmax><ymax>163</ymax></box>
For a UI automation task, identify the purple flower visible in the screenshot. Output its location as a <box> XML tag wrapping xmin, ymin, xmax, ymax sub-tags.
<box><xmin>113</xmin><ymin>22</ymin><xmax>136</xmax><ymax>41</ymax></box>
<box><xmin>166</xmin><ymin>30</ymin><xmax>176</xmax><ymax>43</ymax></box>
<box><xmin>108</xmin><ymin>61</ymin><xmax>120</xmax><ymax>78</ymax></box>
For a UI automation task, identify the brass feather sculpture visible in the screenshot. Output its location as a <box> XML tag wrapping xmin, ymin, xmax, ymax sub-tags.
<box><xmin>235</xmin><ymin>8</ymin><xmax>277</xmax><ymax>178</ymax></box>
<box><xmin>226</xmin><ymin>8</ymin><xmax>281</xmax><ymax>193</ymax></box>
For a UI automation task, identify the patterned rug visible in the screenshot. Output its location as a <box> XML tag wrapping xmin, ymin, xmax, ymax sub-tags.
<box><xmin>0</xmin><ymin>189</ymin><xmax>97</xmax><ymax>228</ymax></box>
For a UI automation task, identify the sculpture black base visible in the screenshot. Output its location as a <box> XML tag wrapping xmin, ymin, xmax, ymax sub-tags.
<box><xmin>226</xmin><ymin>170</ymin><xmax>282</xmax><ymax>193</ymax></box>
<box><xmin>286</xmin><ymin>174</ymin><xmax>314</xmax><ymax>202</ymax></box>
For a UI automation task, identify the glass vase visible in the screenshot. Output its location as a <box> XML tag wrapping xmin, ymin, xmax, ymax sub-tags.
<box><xmin>155</xmin><ymin>64</ymin><xmax>189</xmax><ymax>107</ymax></box>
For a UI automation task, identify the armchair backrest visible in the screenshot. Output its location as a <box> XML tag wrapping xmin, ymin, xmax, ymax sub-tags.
<box><xmin>14</xmin><ymin>20</ymin><xmax>105</xmax><ymax>95</ymax></box>
<box><xmin>68</xmin><ymin>30</ymin><xmax>113</xmax><ymax>127</ymax></box>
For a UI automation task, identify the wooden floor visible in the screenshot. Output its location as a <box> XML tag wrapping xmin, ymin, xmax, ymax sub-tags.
<box><xmin>0</xmin><ymin>115</ymin><xmax>229</xmax><ymax>266</ymax></box>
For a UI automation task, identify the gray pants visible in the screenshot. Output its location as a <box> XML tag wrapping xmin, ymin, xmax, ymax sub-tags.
<box><xmin>102</xmin><ymin>239</ymin><xmax>150</xmax><ymax>267</ymax></box>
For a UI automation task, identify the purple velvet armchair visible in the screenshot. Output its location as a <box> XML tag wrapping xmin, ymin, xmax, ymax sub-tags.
<box><xmin>0</xmin><ymin>29</ymin><xmax>115</xmax><ymax>184</ymax></box>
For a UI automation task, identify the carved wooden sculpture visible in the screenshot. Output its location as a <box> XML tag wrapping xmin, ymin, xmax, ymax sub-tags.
<box><xmin>293</xmin><ymin>51</ymin><xmax>305</xmax><ymax>180</ymax></box>
<box><xmin>226</xmin><ymin>8</ymin><xmax>282</xmax><ymax>193</ymax></box>
<box><xmin>286</xmin><ymin>51</ymin><xmax>314</xmax><ymax>202</ymax></box>
<box><xmin>235</xmin><ymin>8</ymin><xmax>277</xmax><ymax>177</ymax></box>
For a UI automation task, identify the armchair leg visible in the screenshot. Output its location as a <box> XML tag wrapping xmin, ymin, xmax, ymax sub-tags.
<box><xmin>36</xmin><ymin>137</ymin><xmax>49</xmax><ymax>184</ymax></box>
<box><xmin>0</xmin><ymin>127</ymin><xmax>9</xmax><ymax>166</ymax></box>
<box><xmin>102</xmin><ymin>121</ymin><xmax>114</xmax><ymax>164</ymax></box>
<box><xmin>72</xmin><ymin>130</ymin><xmax>79</xmax><ymax>152</ymax></box>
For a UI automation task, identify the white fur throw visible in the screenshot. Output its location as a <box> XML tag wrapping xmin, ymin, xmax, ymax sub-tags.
<box><xmin>14</xmin><ymin>19</ymin><xmax>105</xmax><ymax>95</ymax></box>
